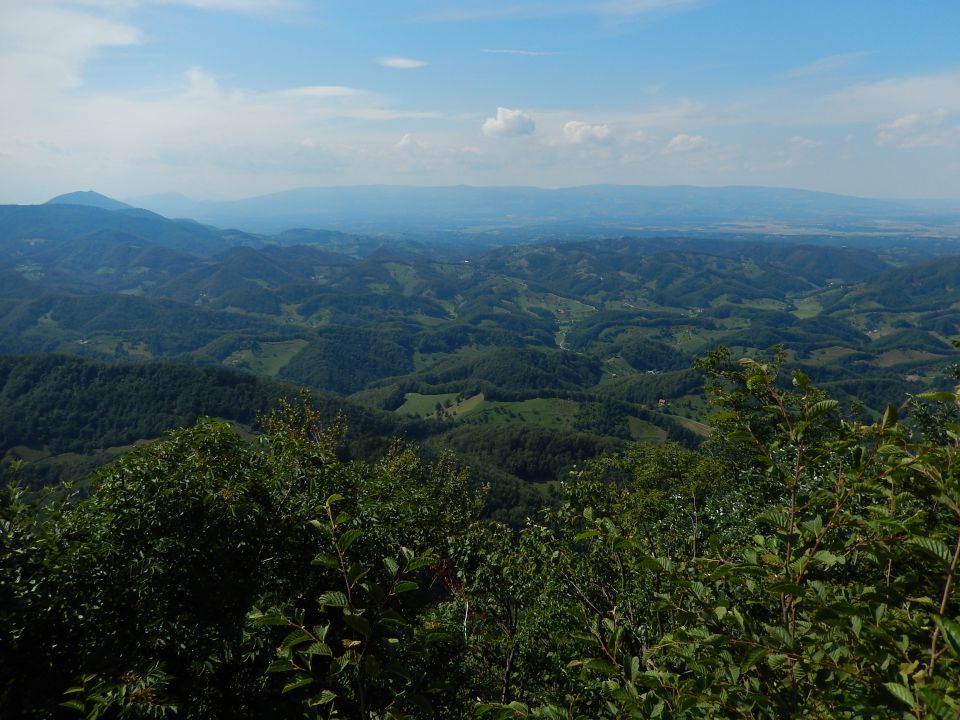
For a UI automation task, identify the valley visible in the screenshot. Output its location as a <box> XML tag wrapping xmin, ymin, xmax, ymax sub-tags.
<box><xmin>2</xmin><ymin>189</ymin><xmax>959</xmax><ymax>523</ymax></box>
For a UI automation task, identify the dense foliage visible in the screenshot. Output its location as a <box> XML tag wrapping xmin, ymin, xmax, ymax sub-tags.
<box><xmin>5</xmin><ymin>348</ymin><xmax>960</xmax><ymax>717</ymax></box>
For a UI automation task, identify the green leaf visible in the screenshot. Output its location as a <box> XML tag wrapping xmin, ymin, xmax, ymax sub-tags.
<box><xmin>339</xmin><ymin>528</ymin><xmax>362</xmax><ymax>553</ymax></box>
<box><xmin>346</xmin><ymin>562</ymin><xmax>368</xmax><ymax>586</ymax></box>
<box><xmin>800</xmin><ymin>516</ymin><xmax>823</xmax><ymax>536</ymax></box>
<box><xmin>917</xmin><ymin>391</ymin><xmax>958</xmax><ymax>403</ymax></box>
<box><xmin>393</xmin><ymin>580</ymin><xmax>418</xmax><ymax>594</ymax></box>
<box><xmin>769</xmin><ymin>582</ymin><xmax>805</xmax><ymax>597</ymax></box>
<box><xmin>326</xmin><ymin>493</ymin><xmax>345</xmax><ymax>505</ymax></box>
<box><xmin>280</xmin><ymin>629</ymin><xmax>312</xmax><ymax>651</ymax></box>
<box><xmin>383</xmin><ymin>556</ymin><xmax>399</xmax><ymax>577</ymax></box>
<box><xmin>807</xmin><ymin>399</ymin><xmax>839</xmax><ymax>419</ymax></box>
<box><xmin>884</xmin><ymin>682</ymin><xmax>915</xmax><ymax>708</ymax></box>
<box><xmin>881</xmin><ymin>403</ymin><xmax>898</xmax><ymax>429</ymax></box>
<box><xmin>282</xmin><ymin>675</ymin><xmax>315</xmax><ymax>694</ymax></box>
<box><xmin>303</xmin><ymin>641</ymin><xmax>332</xmax><ymax>657</ymax></box>
<box><xmin>812</xmin><ymin>550</ymin><xmax>842</xmax><ymax>567</ymax></box>
<box><xmin>318</xmin><ymin>591</ymin><xmax>349</xmax><ymax>608</ymax></box>
<box><xmin>934</xmin><ymin>615</ymin><xmax>960</xmax><ymax>658</ymax></box>
<box><xmin>918</xmin><ymin>686</ymin><xmax>954</xmax><ymax>719</ymax></box>
<box><xmin>758</xmin><ymin>508</ymin><xmax>788</xmax><ymax>530</ymax></box>
<box><xmin>308</xmin><ymin>689</ymin><xmax>338</xmax><ymax>707</ymax></box>
<box><xmin>406</xmin><ymin>554</ymin><xmax>435</xmax><ymax>572</ymax></box>
<box><xmin>312</xmin><ymin>553</ymin><xmax>340</xmax><ymax>570</ymax></box>
<box><xmin>655</xmin><ymin>557</ymin><xmax>674</xmax><ymax>572</ymax></box>
<box><xmin>910</xmin><ymin>537</ymin><xmax>953</xmax><ymax>565</ymax></box>
<box><xmin>249</xmin><ymin>609</ymin><xmax>290</xmax><ymax>626</ymax></box>
<box><xmin>574</xmin><ymin>529</ymin><xmax>600</xmax><ymax>541</ymax></box>
<box><xmin>343</xmin><ymin>613</ymin><xmax>371</xmax><ymax>638</ymax></box>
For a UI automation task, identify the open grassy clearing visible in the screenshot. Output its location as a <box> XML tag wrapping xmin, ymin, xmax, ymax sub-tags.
<box><xmin>627</xmin><ymin>417</ymin><xmax>667</xmax><ymax>443</ymax></box>
<box><xmin>799</xmin><ymin>346</ymin><xmax>859</xmax><ymax>366</ymax></box>
<box><xmin>446</xmin><ymin>393</ymin><xmax>485</xmax><ymax>417</ymax></box>
<box><xmin>602</xmin><ymin>356</ymin><xmax>636</xmax><ymax>379</ymax></box>
<box><xmin>396</xmin><ymin>391</ymin><xmax>461</xmax><ymax>416</ymax></box>
<box><xmin>460</xmin><ymin>397</ymin><xmax>580</xmax><ymax>429</ymax></box>
<box><xmin>384</xmin><ymin>262</ymin><xmax>423</xmax><ymax>295</ymax></box>
<box><xmin>397</xmin><ymin>392</ymin><xmax>580</xmax><ymax>425</ymax></box>
<box><xmin>223</xmin><ymin>339</ymin><xmax>307</xmax><ymax>376</ymax></box>
<box><xmin>873</xmin><ymin>349</ymin><xmax>947</xmax><ymax>367</ymax></box>
<box><xmin>791</xmin><ymin>296</ymin><xmax>823</xmax><ymax>319</ymax></box>
<box><xmin>666</xmin><ymin>414</ymin><xmax>712</xmax><ymax>437</ymax></box>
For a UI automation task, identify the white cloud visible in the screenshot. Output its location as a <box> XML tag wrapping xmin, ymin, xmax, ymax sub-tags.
<box><xmin>663</xmin><ymin>133</ymin><xmax>704</xmax><ymax>153</ymax></box>
<box><xmin>482</xmin><ymin>107</ymin><xmax>536</xmax><ymax>137</ymax></box>
<box><xmin>786</xmin><ymin>51</ymin><xmax>869</xmax><ymax>78</ymax></box>
<box><xmin>562</xmin><ymin>120</ymin><xmax>613</xmax><ymax>144</ymax></box>
<box><xmin>379</xmin><ymin>57</ymin><xmax>427</xmax><ymax>69</ymax></box>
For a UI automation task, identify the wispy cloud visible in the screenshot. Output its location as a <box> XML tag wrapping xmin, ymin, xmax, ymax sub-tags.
<box><xmin>481</xmin><ymin>48</ymin><xmax>557</xmax><ymax>56</ymax></box>
<box><xmin>820</xmin><ymin>71</ymin><xmax>960</xmax><ymax>124</ymax></box>
<box><xmin>146</xmin><ymin>0</ymin><xmax>298</xmax><ymax>14</ymax></box>
<box><xmin>428</xmin><ymin>0</ymin><xmax>702</xmax><ymax>21</ymax></box>
<box><xmin>786</xmin><ymin>51</ymin><xmax>869</xmax><ymax>78</ymax></box>
<box><xmin>591</xmin><ymin>0</ymin><xmax>701</xmax><ymax>16</ymax></box>
<box><xmin>276</xmin><ymin>85</ymin><xmax>367</xmax><ymax>98</ymax></box>
<box><xmin>379</xmin><ymin>56</ymin><xmax>427</xmax><ymax>69</ymax></box>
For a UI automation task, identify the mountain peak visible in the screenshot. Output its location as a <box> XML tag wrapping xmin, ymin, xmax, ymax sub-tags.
<box><xmin>46</xmin><ymin>190</ymin><xmax>132</xmax><ymax>212</ymax></box>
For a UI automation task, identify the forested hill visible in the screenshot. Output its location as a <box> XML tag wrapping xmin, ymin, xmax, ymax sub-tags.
<box><xmin>0</xmin><ymin>354</ymin><xmax>407</xmax><ymax>487</ymax></box>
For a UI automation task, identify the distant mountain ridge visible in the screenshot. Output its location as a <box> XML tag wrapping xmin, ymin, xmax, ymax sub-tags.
<box><xmin>126</xmin><ymin>184</ymin><xmax>960</xmax><ymax>234</ymax></box>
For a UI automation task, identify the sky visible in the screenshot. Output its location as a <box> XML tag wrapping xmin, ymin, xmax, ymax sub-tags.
<box><xmin>1</xmin><ymin>0</ymin><xmax>959</xmax><ymax>203</ymax></box>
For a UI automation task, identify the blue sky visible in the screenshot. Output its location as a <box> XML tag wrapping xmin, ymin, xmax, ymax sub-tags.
<box><xmin>2</xmin><ymin>0</ymin><xmax>959</xmax><ymax>202</ymax></box>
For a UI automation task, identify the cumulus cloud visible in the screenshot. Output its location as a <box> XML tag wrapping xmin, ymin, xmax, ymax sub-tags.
<box><xmin>663</xmin><ymin>133</ymin><xmax>704</xmax><ymax>153</ymax></box>
<box><xmin>562</xmin><ymin>120</ymin><xmax>613</xmax><ymax>144</ymax></box>
<box><xmin>379</xmin><ymin>56</ymin><xmax>427</xmax><ymax>69</ymax></box>
<box><xmin>482</xmin><ymin>107</ymin><xmax>536</xmax><ymax>137</ymax></box>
